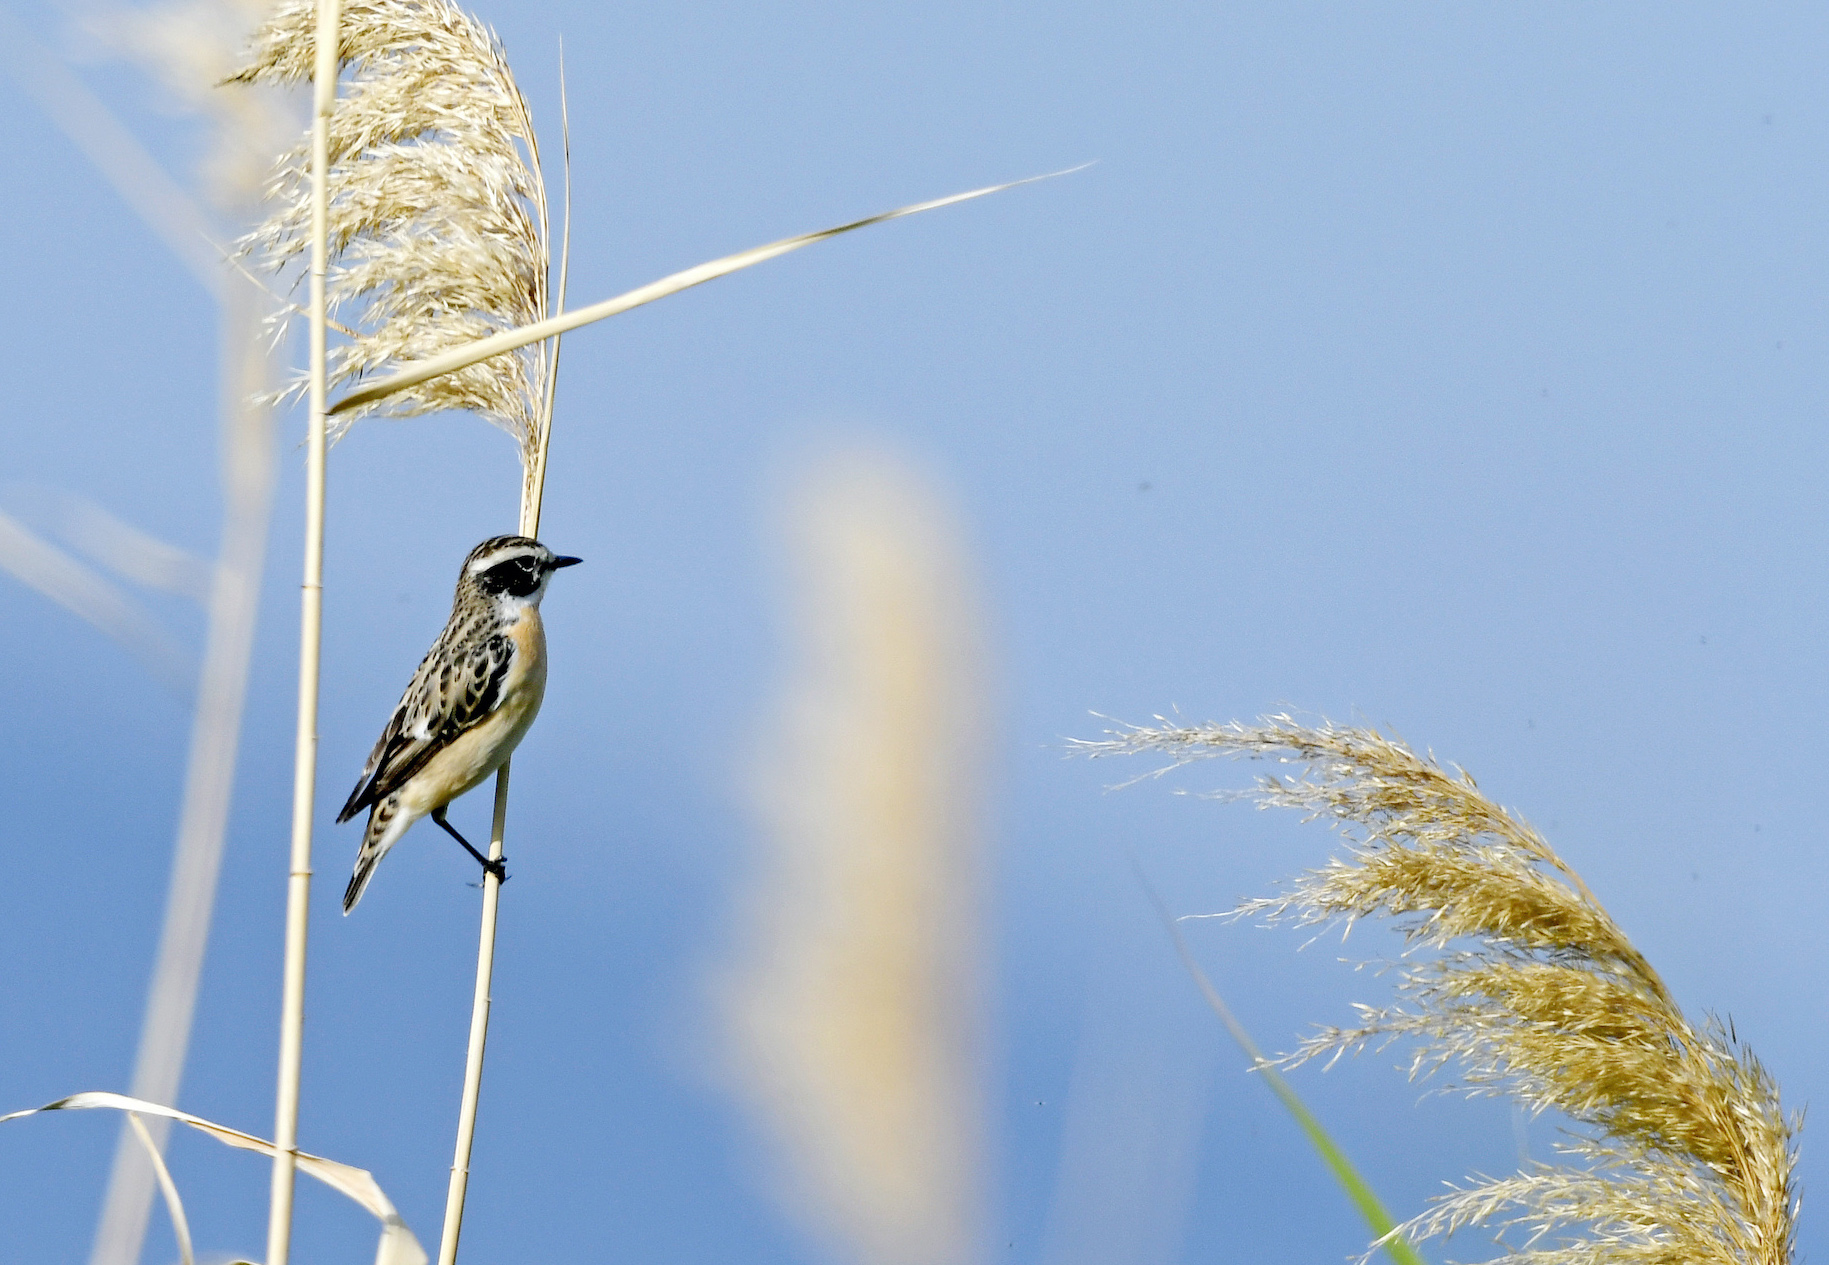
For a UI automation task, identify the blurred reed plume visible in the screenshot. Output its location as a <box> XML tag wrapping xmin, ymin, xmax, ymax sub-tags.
<box><xmin>724</xmin><ymin>453</ymin><xmax>987</xmax><ymax>1265</ymax></box>
<box><xmin>1083</xmin><ymin>716</ymin><xmax>1798</xmax><ymax>1265</ymax></box>
<box><xmin>229</xmin><ymin>0</ymin><xmax>553</xmax><ymax>484</ymax></box>
<box><xmin>87</xmin><ymin>0</ymin><xmax>300</xmax><ymax>211</ymax></box>
<box><xmin>0</xmin><ymin>5</ymin><xmax>292</xmax><ymax>1262</ymax></box>
<box><xmin>0</xmin><ymin>507</ymin><xmax>194</xmax><ymax>695</ymax></box>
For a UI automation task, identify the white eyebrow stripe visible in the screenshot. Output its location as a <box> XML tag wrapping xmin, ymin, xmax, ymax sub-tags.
<box><xmin>468</xmin><ymin>548</ymin><xmax>545</xmax><ymax>574</ymax></box>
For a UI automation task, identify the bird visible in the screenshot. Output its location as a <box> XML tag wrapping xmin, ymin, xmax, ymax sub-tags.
<box><xmin>336</xmin><ymin>535</ymin><xmax>581</xmax><ymax>913</ymax></box>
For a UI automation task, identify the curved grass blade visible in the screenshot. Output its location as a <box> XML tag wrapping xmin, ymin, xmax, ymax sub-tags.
<box><xmin>1133</xmin><ymin>867</ymin><xmax>1427</xmax><ymax>1265</ymax></box>
<box><xmin>329</xmin><ymin>165</ymin><xmax>1089</xmax><ymax>416</ymax></box>
<box><xmin>0</xmin><ymin>1092</ymin><xmax>427</xmax><ymax>1265</ymax></box>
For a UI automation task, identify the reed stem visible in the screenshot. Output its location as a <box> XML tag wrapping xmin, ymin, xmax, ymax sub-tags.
<box><xmin>266</xmin><ymin>3</ymin><xmax>339</xmax><ymax>1263</ymax></box>
<box><xmin>436</xmin><ymin>763</ymin><xmax>513</xmax><ymax>1265</ymax></box>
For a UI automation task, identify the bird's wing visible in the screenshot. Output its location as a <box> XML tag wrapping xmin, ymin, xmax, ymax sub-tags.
<box><xmin>336</xmin><ymin>618</ymin><xmax>515</xmax><ymax>822</ymax></box>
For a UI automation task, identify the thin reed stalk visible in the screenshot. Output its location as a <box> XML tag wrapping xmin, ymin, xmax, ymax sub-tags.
<box><xmin>266</xmin><ymin>3</ymin><xmax>339</xmax><ymax>1263</ymax></box>
<box><xmin>436</xmin><ymin>761</ymin><xmax>511</xmax><ymax>1264</ymax></box>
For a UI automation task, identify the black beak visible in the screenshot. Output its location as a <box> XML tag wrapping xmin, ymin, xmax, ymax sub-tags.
<box><xmin>551</xmin><ymin>556</ymin><xmax>583</xmax><ymax>569</ymax></box>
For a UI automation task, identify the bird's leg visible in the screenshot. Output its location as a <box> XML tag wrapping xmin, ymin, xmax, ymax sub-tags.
<box><xmin>430</xmin><ymin>807</ymin><xmax>508</xmax><ymax>884</ymax></box>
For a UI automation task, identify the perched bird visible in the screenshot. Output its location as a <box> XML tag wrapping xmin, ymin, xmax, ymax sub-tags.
<box><xmin>337</xmin><ymin>535</ymin><xmax>581</xmax><ymax>913</ymax></box>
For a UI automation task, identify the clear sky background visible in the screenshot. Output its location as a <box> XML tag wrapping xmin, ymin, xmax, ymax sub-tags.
<box><xmin>2</xmin><ymin>1</ymin><xmax>1827</xmax><ymax>1262</ymax></box>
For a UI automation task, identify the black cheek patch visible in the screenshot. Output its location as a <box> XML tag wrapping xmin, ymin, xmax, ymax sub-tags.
<box><xmin>478</xmin><ymin>557</ymin><xmax>543</xmax><ymax>597</ymax></box>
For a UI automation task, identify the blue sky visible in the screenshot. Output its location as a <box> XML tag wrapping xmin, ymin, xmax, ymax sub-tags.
<box><xmin>3</xmin><ymin>1</ymin><xmax>1828</xmax><ymax>1262</ymax></box>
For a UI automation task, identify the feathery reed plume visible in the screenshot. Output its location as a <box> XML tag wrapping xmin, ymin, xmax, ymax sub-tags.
<box><xmin>229</xmin><ymin>0</ymin><xmax>552</xmax><ymax>493</ymax></box>
<box><xmin>1081</xmin><ymin>716</ymin><xmax>1798</xmax><ymax>1265</ymax></box>
<box><xmin>724</xmin><ymin>453</ymin><xmax>987</xmax><ymax>1265</ymax></box>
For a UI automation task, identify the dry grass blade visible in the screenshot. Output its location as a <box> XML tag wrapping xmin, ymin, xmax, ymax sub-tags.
<box><xmin>124</xmin><ymin>1113</ymin><xmax>193</xmax><ymax>1265</ymax></box>
<box><xmin>36</xmin><ymin>493</ymin><xmax>217</xmax><ymax>602</ymax></box>
<box><xmin>1079</xmin><ymin>715</ymin><xmax>1798</xmax><ymax>1265</ymax></box>
<box><xmin>227</xmin><ymin>0</ymin><xmax>552</xmax><ymax>490</ymax></box>
<box><xmin>0</xmin><ymin>1091</ymin><xmax>427</xmax><ymax>1265</ymax></box>
<box><xmin>326</xmin><ymin>165</ymin><xmax>1086</xmax><ymax>419</ymax></box>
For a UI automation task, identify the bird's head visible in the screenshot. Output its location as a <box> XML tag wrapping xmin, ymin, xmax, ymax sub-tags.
<box><xmin>459</xmin><ymin>535</ymin><xmax>583</xmax><ymax>608</ymax></box>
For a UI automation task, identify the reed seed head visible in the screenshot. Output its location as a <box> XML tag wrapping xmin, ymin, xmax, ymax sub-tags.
<box><xmin>227</xmin><ymin>0</ymin><xmax>550</xmax><ymax>475</ymax></box>
<box><xmin>1081</xmin><ymin>715</ymin><xmax>1798</xmax><ymax>1265</ymax></box>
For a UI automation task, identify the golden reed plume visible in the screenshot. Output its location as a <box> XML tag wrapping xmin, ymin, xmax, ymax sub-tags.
<box><xmin>1083</xmin><ymin>716</ymin><xmax>1797</xmax><ymax>1265</ymax></box>
<box><xmin>228</xmin><ymin>0</ymin><xmax>552</xmax><ymax>473</ymax></box>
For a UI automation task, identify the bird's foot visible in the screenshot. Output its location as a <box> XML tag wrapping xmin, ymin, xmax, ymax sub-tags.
<box><xmin>483</xmin><ymin>855</ymin><xmax>509</xmax><ymax>884</ymax></box>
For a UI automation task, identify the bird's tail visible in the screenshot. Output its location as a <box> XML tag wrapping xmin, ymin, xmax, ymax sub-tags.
<box><xmin>344</xmin><ymin>795</ymin><xmax>405</xmax><ymax>914</ymax></box>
